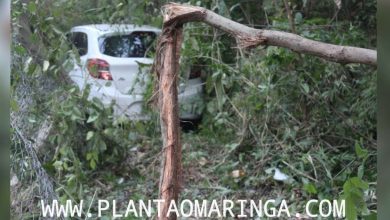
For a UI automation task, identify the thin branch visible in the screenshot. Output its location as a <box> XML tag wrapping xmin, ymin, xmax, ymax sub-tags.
<box><xmin>283</xmin><ymin>0</ymin><xmax>296</xmax><ymax>34</ymax></box>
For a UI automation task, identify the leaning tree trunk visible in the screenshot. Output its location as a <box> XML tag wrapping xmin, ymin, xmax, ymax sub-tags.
<box><xmin>152</xmin><ymin>3</ymin><xmax>377</xmax><ymax>220</ymax></box>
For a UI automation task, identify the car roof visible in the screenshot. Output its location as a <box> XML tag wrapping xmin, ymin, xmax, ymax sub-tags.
<box><xmin>71</xmin><ymin>24</ymin><xmax>161</xmax><ymax>34</ymax></box>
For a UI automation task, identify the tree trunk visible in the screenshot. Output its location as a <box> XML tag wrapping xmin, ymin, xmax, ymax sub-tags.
<box><xmin>153</xmin><ymin>3</ymin><xmax>377</xmax><ymax>219</ymax></box>
<box><xmin>154</xmin><ymin>24</ymin><xmax>183</xmax><ymax>220</ymax></box>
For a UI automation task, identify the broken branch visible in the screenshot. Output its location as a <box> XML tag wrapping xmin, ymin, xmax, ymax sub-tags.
<box><xmin>162</xmin><ymin>3</ymin><xmax>377</xmax><ymax>66</ymax></box>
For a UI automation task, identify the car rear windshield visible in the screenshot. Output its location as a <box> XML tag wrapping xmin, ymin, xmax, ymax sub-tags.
<box><xmin>99</xmin><ymin>31</ymin><xmax>156</xmax><ymax>58</ymax></box>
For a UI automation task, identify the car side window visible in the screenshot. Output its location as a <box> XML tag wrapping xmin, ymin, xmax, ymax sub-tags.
<box><xmin>70</xmin><ymin>32</ymin><xmax>88</xmax><ymax>56</ymax></box>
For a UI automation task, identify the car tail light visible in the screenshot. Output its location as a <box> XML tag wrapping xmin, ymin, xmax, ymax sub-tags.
<box><xmin>87</xmin><ymin>59</ymin><xmax>113</xmax><ymax>80</ymax></box>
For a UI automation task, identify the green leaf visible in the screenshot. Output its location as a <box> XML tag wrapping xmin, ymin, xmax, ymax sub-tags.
<box><xmin>87</xmin><ymin>114</ymin><xmax>99</xmax><ymax>123</ymax></box>
<box><xmin>302</xmin><ymin>83</ymin><xmax>310</xmax><ymax>94</ymax></box>
<box><xmin>86</xmin><ymin>131</ymin><xmax>94</xmax><ymax>141</ymax></box>
<box><xmin>71</xmin><ymin>106</ymin><xmax>84</xmax><ymax>120</ymax></box>
<box><xmin>225</xmin><ymin>143</ymin><xmax>240</xmax><ymax>151</ymax></box>
<box><xmin>69</xmin><ymin>87</ymin><xmax>76</xmax><ymax>93</ymax></box>
<box><xmin>355</xmin><ymin>141</ymin><xmax>368</xmax><ymax>159</ymax></box>
<box><xmin>53</xmin><ymin>161</ymin><xmax>63</xmax><ymax>170</ymax></box>
<box><xmin>27</xmin><ymin>2</ymin><xmax>37</xmax><ymax>14</ymax></box>
<box><xmin>363</xmin><ymin>212</ymin><xmax>377</xmax><ymax>220</ymax></box>
<box><xmin>103</xmin><ymin>128</ymin><xmax>113</xmax><ymax>136</ymax></box>
<box><xmin>344</xmin><ymin>177</ymin><xmax>368</xmax><ymax>193</ymax></box>
<box><xmin>134</xmin><ymin>61</ymin><xmax>152</xmax><ymax>68</ymax></box>
<box><xmin>14</xmin><ymin>44</ymin><xmax>26</xmax><ymax>55</ymax></box>
<box><xmin>191</xmin><ymin>38</ymin><xmax>200</xmax><ymax>51</ymax></box>
<box><xmin>86</xmin><ymin>153</ymin><xmax>92</xmax><ymax>160</ymax></box>
<box><xmin>342</xmin><ymin>176</ymin><xmax>369</xmax><ymax>219</ymax></box>
<box><xmin>350</xmin><ymin>177</ymin><xmax>369</xmax><ymax>190</ymax></box>
<box><xmin>28</xmin><ymin>117</ymin><xmax>37</xmax><ymax>123</ymax></box>
<box><xmin>303</xmin><ymin>183</ymin><xmax>317</xmax><ymax>194</ymax></box>
<box><xmin>345</xmin><ymin>196</ymin><xmax>357</xmax><ymax>220</ymax></box>
<box><xmin>90</xmin><ymin>159</ymin><xmax>96</xmax><ymax>169</ymax></box>
<box><xmin>101</xmin><ymin>141</ymin><xmax>107</xmax><ymax>151</ymax></box>
<box><xmin>358</xmin><ymin>164</ymin><xmax>364</xmax><ymax>179</ymax></box>
<box><xmin>92</xmin><ymin>97</ymin><xmax>104</xmax><ymax>110</ymax></box>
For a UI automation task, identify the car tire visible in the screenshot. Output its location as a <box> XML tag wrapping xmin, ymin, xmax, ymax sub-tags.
<box><xmin>179</xmin><ymin>117</ymin><xmax>202</xmax><ymax>132</ymax></box>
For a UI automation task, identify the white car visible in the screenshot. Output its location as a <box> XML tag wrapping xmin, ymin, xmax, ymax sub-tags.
<box><xmin>67</xmin><ymin>24</ymin><xmax>203</xmax><ymax>120</ymax></box>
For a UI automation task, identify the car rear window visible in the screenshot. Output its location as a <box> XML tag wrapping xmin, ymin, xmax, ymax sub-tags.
<box><xmin>99</xmin><ymin>31</ymin><xmax>156</xmax><ymax>58</ymax></box>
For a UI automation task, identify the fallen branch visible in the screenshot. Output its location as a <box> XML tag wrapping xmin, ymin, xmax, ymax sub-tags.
<box><xmin>162</xmin><ymin>3</ymin><xmax>376</xmax><ymax>66</ymax></box>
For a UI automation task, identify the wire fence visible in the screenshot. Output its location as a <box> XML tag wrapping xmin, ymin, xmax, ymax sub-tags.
<box><xmin>11</xmin><ymin>53</ymin><xmax>62</xmax><ymax>219</ymax></box>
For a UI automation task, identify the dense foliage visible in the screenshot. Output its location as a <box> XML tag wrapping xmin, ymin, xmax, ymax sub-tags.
<box><xmin>11</xmin><ymin>0</ymin><xmax>376</xmax><ymax>219</ymax></box>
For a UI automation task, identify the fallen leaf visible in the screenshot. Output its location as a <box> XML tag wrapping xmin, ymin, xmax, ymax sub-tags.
<box><xmin>199</xmin><ymin>157</ymin><xmax>208</xmax><ymax>166</ymax></box>
<box><xmin>273</xmin><ymin>168</ymin><xmax>290</xmax><ymax>181</ymax></box>
<box><xmin>231</xmin><ymin>169</ymin><xmax>245</xmax><ymax>178</ymax></box>
<box><xmin>43</xmin><ymin>60</ymin><xmax>50</xmax><ymax>72</ymax></box>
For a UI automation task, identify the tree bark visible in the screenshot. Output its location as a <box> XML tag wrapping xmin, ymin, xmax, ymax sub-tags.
<box><xmin>154</xmin><ymin>23</ymin><xmax>183</xmax><ymax>220</ymax></box>
<box><xmin>154</xmin><ymin>3</ymin><xmax>377</xmax><ymax>220</ymax></box>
